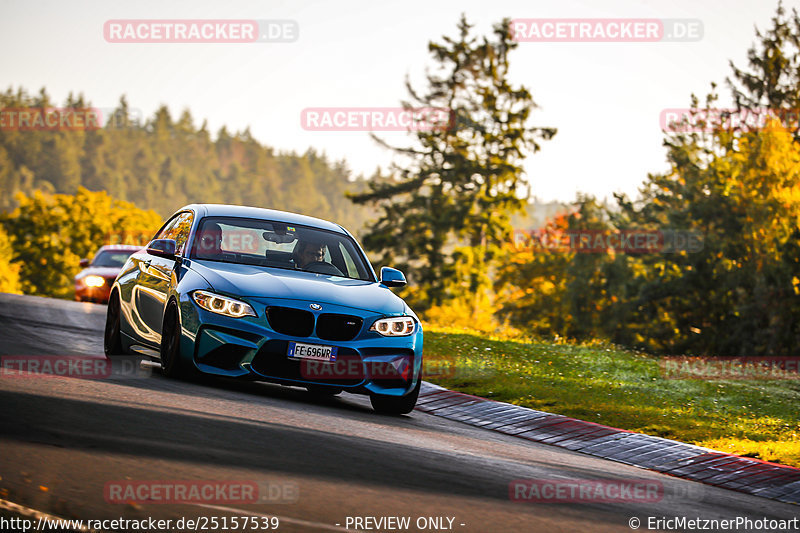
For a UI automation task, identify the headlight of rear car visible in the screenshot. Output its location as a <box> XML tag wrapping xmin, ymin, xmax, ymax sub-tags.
<box><xmin>192</xmin><ymin>290</ymin><xmax>256</xmax><ymax>318</ymax></box>
<box><xmin>84</xmin><ymin>275</ymin><xmax>105</xmax><ymax>287</ymax></box>
<box><xmin>370</xmin><ymin>316</ymin><xmax>415</xmax><ymax>336</ymax></box>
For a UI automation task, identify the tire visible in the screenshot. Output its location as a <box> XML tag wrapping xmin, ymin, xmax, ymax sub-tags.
<box><xmin>369</xmin><ymin>376</ymin><xmax>421</xmax><ymax>415</ymax></box>
<box><xmin>306</xmin><ymin>385</ymin><xmax>343</xmax><ymax>397</ymax></box>
<box><xmin>160</xmin><ymin>300</ymin><xmax>187</xmax><ymax>378</ymax></box>
<box><xmin>104</xmin><ymin>291</ymin><xmax>125</xmax><ymax>356</ymax></box>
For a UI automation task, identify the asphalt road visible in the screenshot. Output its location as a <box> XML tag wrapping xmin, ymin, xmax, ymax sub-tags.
<box><xmin>0</xmin><ymin>294</ymin><xmax>797</xmax><ymax>533</ymax></box>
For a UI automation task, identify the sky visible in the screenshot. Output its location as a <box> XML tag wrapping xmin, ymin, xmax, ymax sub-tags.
<box><xmin>0</xmin><ymin>0</ymin><xmax>792</xmax><ymax>204</ymax></box>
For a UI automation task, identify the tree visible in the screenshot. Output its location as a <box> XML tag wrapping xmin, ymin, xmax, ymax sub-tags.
<box><xmin>728</xmin><ymin>2</ymin><xmax>800</xmax><ymax>140</ymax></box>
<box><xmin>495</xmin><ymin>197</ymin><xmax>623</xmax><ymax>340</ymax></box>
<box><xmin>0</xmin><ymin>225</ymin><xmax>21</xmax><ymax>293</ymax></box>
<box><xmin>497</xmin><ymin>3</ymin><xmax>800</xmax><ymax>355</ymax></box>
<box><xmin>0</xmin><ymin>86</ymin><xmax>375</xmax><ymax>232</ymax></box>
<box><xmin>350</xmin><ymin>15</ymin><xmax>555</xmax><ymax>311</ymax></box>
<box><xmin>1</xmin><ymin>188</ymin><xmax>162</xmax><ymax>298</ymax></box>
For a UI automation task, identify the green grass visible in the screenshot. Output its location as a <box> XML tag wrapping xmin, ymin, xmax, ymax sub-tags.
<box><xmin>423</xmin><ymin>326</ymin><xmax>800</xmax><ymax>467</ymax></box>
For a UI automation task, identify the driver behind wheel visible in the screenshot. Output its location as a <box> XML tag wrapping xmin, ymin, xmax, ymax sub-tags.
<box><xmin>293</xmin><ymin>240</ymin><xmax>326</xmax><ymax>269</ymax></box>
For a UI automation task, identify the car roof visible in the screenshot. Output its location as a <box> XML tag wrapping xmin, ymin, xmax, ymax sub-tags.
<box><xmin>183</xmin><ymin>204</ymin><xmax>347</xmax><ymax>234</ymax></box>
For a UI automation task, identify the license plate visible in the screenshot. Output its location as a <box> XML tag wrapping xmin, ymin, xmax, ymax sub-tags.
<box><xmin>287</xmin><ymin>342</ymin><xmax>338</xmax><ymax>362</ymax></box>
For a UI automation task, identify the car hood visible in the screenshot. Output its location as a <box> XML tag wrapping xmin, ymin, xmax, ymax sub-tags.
<box><xmin>75</xmin><ymin>267</ymin><xmax>121</xmax><ymax>280</ymax></box>
<box><xmin>189</xmin><ymin>260</ymin><xmax>406</xmax><ymax>314</ymax></box>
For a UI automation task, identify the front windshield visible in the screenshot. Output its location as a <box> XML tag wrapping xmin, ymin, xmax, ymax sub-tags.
<box><xmin>190</xmin><ymin>216</ymin><xmax>374</xmax><ymax>282</ymax></box>
<box><xmin>92</xmin><ymin>250</ymin><xmax>134</xmax><ymax>268</ymax></box>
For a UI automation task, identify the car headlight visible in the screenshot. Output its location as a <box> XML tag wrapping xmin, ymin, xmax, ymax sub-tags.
<box><xmin>84</xmin><ymin>275</ymin><xmax>105</xmax><ymax>287</ymax></box>
<box><xmin>370</xmin><ymin>316</ymin><xmax>415</xmax><ymax>336</ymax></box>
<box><xmin>192</xmin><ymin>290</ymin><xmax>256</xmax><ymax>318</ymax></box>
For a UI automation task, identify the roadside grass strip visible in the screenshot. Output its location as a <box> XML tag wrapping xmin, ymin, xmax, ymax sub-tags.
<box><xmin>419</xmin><ymin>327</ymin><xmax>800</xmax><ymax>505</ymax></box>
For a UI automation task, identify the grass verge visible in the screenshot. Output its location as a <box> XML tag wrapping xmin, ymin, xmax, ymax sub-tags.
<box><xmin>422</xmin><ymin>326</ymin><xmax>800</xmax><ymax>467</ymax></box>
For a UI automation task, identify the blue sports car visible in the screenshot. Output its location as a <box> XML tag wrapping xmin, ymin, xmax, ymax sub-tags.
<box><xmin>104</xmin><ymin>204</ymin><xmax>423</xmax><ymax>414</ymax></box>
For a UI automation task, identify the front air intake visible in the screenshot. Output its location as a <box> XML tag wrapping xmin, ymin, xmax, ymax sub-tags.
<box><xmin>316</xmin><ymin>313</ymin><xmax>363</xmax><ymax>341</ymax></box>
<box><xmin>265</xmin><ymin>306</ymin><xmax>315</xmax><ymax>337</ymax></box>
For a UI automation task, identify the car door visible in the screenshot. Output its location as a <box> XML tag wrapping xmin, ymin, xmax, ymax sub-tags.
<box><xmin>117</xmin><ymin>247</ymin><xmax>155</xmax><ymax>344</ymax></box>
<box><xmin>135</xmin><ymin>211</ymin><xmax>194</xmax><ymax>347</ymax></box>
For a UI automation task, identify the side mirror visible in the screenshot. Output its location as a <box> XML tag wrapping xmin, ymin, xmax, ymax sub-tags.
<box><xmin>147</xmin><ymin>239</ymin><xmax>177</xmax><ymax>260</ymax></box>
<box><xmin>79</xmin><ymin>258</ymin><xmax>90</xmax><ymax>268</ymax></box>
<box><xmin>380</xmin><ymin>266</ymin><xmax>406</xmax><ymax>288</ymax></box>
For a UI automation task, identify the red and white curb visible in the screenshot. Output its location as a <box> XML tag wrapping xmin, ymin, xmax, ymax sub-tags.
<box><xmin>416</xmin><ymin>382</ymin><xmax>800</xmax><ymax>505</ymax></box>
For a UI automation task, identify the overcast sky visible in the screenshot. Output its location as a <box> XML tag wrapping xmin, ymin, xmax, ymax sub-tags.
<box><xmin>0</xmin><ymin>0</ymin><xmax>791</xmax><ymax>203</ymax></box>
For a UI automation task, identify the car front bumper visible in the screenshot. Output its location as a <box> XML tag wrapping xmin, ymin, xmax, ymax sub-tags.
<box><xmin>178</xmin><ymin>295</ymin><xmax>423</xmax><ymax>397</ymax></box>
<box><xmin>74</xmin><ymin>283</ymin><xmax>112</xmax><ymax>304</ymax></box>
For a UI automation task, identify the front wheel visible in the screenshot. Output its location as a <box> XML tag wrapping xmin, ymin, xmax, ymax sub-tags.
<box><xmin>104</xmin><ymin>291</ymin><xmax>124</xmax><ymax>356</ymax></box>
<box><xmin>160</xmin><ymin>301</ymin><xmax>188</xmax><ymax>378</ymax></box>
<box><xmin>369</xmin><ymin>377</ymin><xmax>421</xmax><ymax>415</ymax></box>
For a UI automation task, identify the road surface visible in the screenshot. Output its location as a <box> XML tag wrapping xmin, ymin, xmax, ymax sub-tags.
<box><xmin>0</xmin><ymin>293</ymin><xmax>797</xmax><ymax>532</ymax></box>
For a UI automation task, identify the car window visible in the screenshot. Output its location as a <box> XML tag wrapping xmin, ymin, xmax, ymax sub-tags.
<box><xmin>191</xmin><ymin>216</ymin><xmax>373</xmax><ymax>281</ymax></box>
<box><xmin>339</xmin><ymin>242</ymin><xmax>359</xmax><ymax>278</ymax></box>
<box><xmin>154</xmin><ymin>214</ymin><xmax>181</xmax><ymax>242</ymax></box>
<box><xmin>155</xmin><ymin>211</ymin><xmax>193</xmax><ymax>255</ymax></box>
<box><xmin>92</xmin><ymin>250</ymin><xmax>134</xmax><ymax>268</ymax></box>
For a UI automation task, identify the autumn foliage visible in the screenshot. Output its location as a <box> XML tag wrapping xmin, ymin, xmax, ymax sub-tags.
<box><xmin>0</xmin><ymin>187</ymin><xmax>162</xmax><ymax>298</ymax></box>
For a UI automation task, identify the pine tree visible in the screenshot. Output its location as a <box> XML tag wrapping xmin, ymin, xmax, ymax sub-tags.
<box><xmin>728</xmin><ymin>2</ymin><xmax>800</xmax><ymax>139</ymax></box>
<box><xmin>350</xmin><ymin>15</ymin><xmax>555</xmax><ymax>310</ymax></box>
